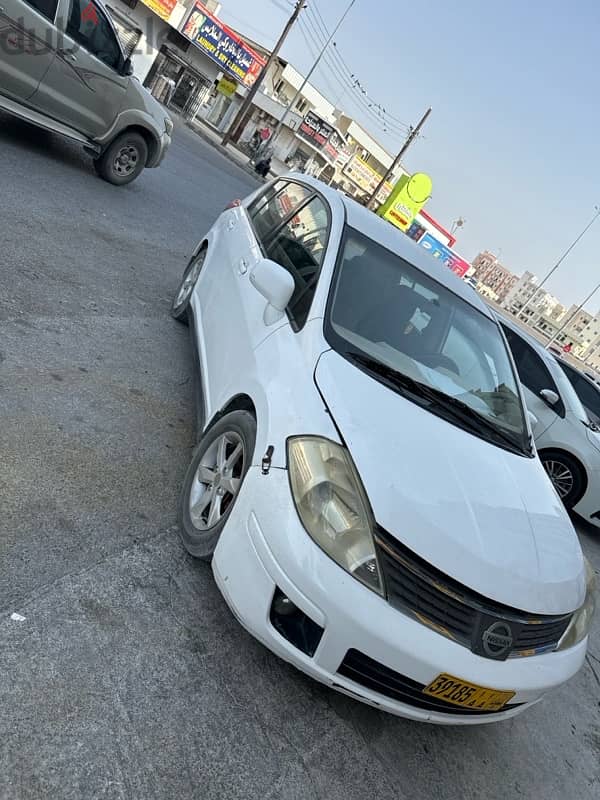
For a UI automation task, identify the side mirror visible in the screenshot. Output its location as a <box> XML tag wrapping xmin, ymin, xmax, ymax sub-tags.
<box><xmin>122</xmin><ymin>57</ymin><xmax>134</xmax><ymax>77</ymax></box>
<box><xmin>249</xmin><ymin>259</ymin><xmax>295</xmax><ymax>325</ymax></box>
<box><xmin>528</xmin><ymin>410</ymin><xmax>539</xmax><ymax>430</ymax></box>
<box><xmin>540</xmin><ymin>388</ymin><xmax>560</xmax><ymax>406</ymax></box>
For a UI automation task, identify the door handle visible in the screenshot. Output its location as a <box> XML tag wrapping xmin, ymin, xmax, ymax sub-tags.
<box><xmin>60</xmin><ymin>50</ymin><xmax>77</xmax><ymax>63</ymax></box>
<box><xmin>238</xmin><ymin>258</ymin><xmax>248</xmax><ymax>275</ymax></box>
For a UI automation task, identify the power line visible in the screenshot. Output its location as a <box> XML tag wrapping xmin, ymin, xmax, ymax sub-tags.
<box><xmin>297</xmin><ymin>13</ymin><xmax>409</xmax><ymax>138</ymax></box>
<box><xmin>304</xmin><ymin>3</ymin><xmax>411</xmax><ymax>130</ymax></box>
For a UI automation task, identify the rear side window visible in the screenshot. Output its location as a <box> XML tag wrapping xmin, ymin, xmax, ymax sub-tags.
<box><xmin>25</xmin><ymin>0</ymin><xmax>58</xmax><ymax>20</ymax></box>
<box><xmin>501</xmin><ymin>325</ymin><xmax>566</xmax><ymax>417</ymax></box>
<box><xmin>561</xmin><ymin>365</ymin><xmax>600</xmax><ymax>423</ymax></box>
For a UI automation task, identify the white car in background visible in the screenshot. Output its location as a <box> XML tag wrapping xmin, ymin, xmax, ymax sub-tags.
<box><xmin>499</xmin><ymin>316</ymin><xmax>600</xmax><ymax>527</ymax></box>
<box><xmin>169</xmin><ymin>175</ymin><xmax>593</xmax><ymax>724</ymax></box>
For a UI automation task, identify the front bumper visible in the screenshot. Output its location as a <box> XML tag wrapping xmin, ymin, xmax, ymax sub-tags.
<box><xmin>212</xmin><ymin>466</ymin><xmax>587</xmax><ymax>724</ymax></box>
<box><xmin>148</xmin><ymin>131</ymin><xmax>171</xmax><ymax>168</ymax></box>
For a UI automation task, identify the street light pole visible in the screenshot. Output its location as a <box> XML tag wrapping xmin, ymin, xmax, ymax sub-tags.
<box><xmin>270</xmin><ymin>0</ymin><xmax>357</xmax><ymax>144</ymax></box>
<box><xmin>366</xmin><ymin>107</ymin><xmax>431</xmax><ymax>207</ymax></box>
<box><xmin>545</xmin><ymin>281</ymin><xmax>600</xmax><ymax>349</ymax></box>
<box><xmin>221</xmin><ymin>0</ymin><xmax>306</xmax><ymax>147</ymax></box>
<box><xmin>517</xmin><ymin>206</ymin><xmax>600</xmax><ymax>318</ymax></box>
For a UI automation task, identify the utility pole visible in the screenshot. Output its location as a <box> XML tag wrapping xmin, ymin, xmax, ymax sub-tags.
<box><xmin>366</xmin><ymin>107</ymin><xmax>431</xmax><ymax>207</ymax></box>
<box><xmin>221</xmin><ymin>0</ymin><xmax>306</xmax><ymax>147</ymax></box>
<box><xmin>270</xmin><ymin>0</ymin><xmax>356</xmax><ymax>144</ymax></box>
<box><xmin>545</xmin><ymin>281</ymin><xmax>600</xmax><ymax>350</ymax></box>
<box><xmin>517</xmin><ymin>205</ymin><xmax>600</xmax><ymax>318</ymax></box>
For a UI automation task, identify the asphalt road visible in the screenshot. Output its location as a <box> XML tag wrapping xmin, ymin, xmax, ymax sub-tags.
<box><xmin>1</xmin><ymin>114</ymin><xmax>599</xmax><ymax>800</ymax></box>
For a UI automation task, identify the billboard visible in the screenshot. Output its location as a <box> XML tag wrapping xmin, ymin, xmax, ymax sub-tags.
<box><xmin>343</xmin><ymin>155</ymin><xmax>393</xmax><ymax>199</ymax></box>
<box><xmin>377</xmin><ymin>172</ymin><xmax>432</xmax><ymax>232</ymax></box>
<box><xmin>181</xmin><ymin>3</ymin><xmax>266</xmax><ymax>87</ymax></box>
<box><xmin>297</xmin><ymin>112</ymin><xmax>345</xmax><ymax>162</ymax></box>
<box><xmin>419</xmin><ymin>233</ymin><xmax>470</xmax><ymax>278</ymax></box>
<box><xmin>139</xmin><ymin>0</ymin><xmax>177</xmax><ymax>21</ymax></box>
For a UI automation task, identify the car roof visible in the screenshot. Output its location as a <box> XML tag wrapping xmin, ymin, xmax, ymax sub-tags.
<box><xmin>285</xmin><ymin>174</ymin><xmax>494</xmax><ymax>321</ymax></box>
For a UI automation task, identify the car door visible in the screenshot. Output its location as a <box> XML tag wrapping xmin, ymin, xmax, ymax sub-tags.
<box><xmin>561</xmin><ymin>364</ymin><xmax>600</xmax><ymax>425</ymax></box>
<box><xmin>30</xmin><ymin>0</ymin><xmax>128</xmax><ymax>138</ymax></box>
<box><xmin>501</xmin><ymin>325</ymin><xmax>563</xmax><ymax>437</ymax></box>
<box><xmin>195</xmin><ymin>181</ymin><xmax>331</xmax><ymax>419</ymax></box>
<box><xmin>0</xmin><ymin>0</ymin><xmax>58</xmax><ymax>100</ymax></box>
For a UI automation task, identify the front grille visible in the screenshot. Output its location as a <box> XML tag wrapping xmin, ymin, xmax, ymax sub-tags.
<box><xmin>374</xmin><ymin>527</ymin><xmax>571</xmax><ymax>660</ymax></box>
<box><xmin>338</xmin><ymin>650</ymin><xmax>522</xmax><ymax>716</ymax></box>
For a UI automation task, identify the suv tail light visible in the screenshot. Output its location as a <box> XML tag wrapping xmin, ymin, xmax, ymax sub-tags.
<box><xmin>225</xmin><ymin>199</ymin><xmax>241</xmax><ymax>210</ymax></box>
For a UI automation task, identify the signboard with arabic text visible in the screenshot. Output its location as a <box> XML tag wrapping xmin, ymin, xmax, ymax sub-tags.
<box><xmin>138</xmin><ymin>0</ymin><xmax>177</xmax><ymax>22</ymax></box>
<box><xmin>181</xmin><ymin>2</ymin><xmax>266</xmax><ymax>87</ymax></box>
<box><xmin>297</xmin><ymin>112</ymin><xmax>345</xmax><ymax>163</ymax></box>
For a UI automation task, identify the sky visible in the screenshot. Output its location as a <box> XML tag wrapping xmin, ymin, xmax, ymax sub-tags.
<box><xmin>217</xmin><ymin>0</ymin><xmax>600</xmax><ymax>310</ymax></box>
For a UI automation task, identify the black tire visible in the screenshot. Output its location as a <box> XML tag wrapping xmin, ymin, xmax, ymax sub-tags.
<box><xmin>94</xmin><ymin>131</ymin><xmax>148</xmax><ymax>186</ymax></box>
<box><xmin>177</xmin><ymin>410</ymin><xmax>256</xmax><ymax>561</ymax></box>
<box><xmin>171</xmin><ymin>248</ymin><xmax>206</xmax><ymax>324</ymax></box>
<box><xmin>540</xmin><ymin>449</ymin><xmax>586</xmax><ymax>509</ymax></box>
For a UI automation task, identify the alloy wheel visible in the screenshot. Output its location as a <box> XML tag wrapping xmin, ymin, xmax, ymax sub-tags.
<box><xmin>543</xmin><ymin>459</ymin><xmax>574</xmax><ymax>499</ymax></box>
<box><xmin>174</xmin><ymin>252</ymin><xmax>205</xmax><ymax>310</ymax></box>
<box><xmin>188</xmin><ymin>431</ymin><xmax>245</xmax><ymax>530</ymax></box>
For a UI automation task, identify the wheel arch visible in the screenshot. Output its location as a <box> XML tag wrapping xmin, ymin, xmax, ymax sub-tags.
<box><xmin>102</xmin><ymin>125</ymin><xmax>160</xmax><ymax>166</ymax></box>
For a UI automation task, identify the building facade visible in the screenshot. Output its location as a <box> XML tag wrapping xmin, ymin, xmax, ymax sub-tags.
<box><xmin>470</xmin><ymin>252</ymin><xmax>518</xmax><ymax>304</ymax></box>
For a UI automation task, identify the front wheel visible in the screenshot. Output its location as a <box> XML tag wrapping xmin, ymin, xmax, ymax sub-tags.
<box><xmin>171</xmin><ymin>248</ymin><xmax>206</xmax><ymax>324</ymax></box>
<box><xmin>177</xmin><ymin>411</ymin><xmax>256</xmax><ymax>561</ymax></box>
<box><xmin>94</xmin><ymin>131</ymin><xmax>148</xmax><ymax>185</ymax></box>
<box><xmin>540</xmin><ymin>450</ymin><xmax>586</xmax><ymax>509</ymax></box>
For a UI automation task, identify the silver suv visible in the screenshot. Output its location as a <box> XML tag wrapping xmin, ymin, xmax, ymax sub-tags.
<box><xmin>0</xmin><ymin>0</ymin><xmax>172</xmax><ymax>184</ymax></box>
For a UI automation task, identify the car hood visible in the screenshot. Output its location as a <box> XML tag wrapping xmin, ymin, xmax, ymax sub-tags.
<box><xmin>314</xmin><ymin>350</ymin><xmax>585</xmax><ymax>614</ymax></box>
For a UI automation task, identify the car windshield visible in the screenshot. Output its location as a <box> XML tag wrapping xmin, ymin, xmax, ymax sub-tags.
<box><xmin>325</xmin><ymin>228</ymin><xmax>529</xmax><ymax>454</ymax></box>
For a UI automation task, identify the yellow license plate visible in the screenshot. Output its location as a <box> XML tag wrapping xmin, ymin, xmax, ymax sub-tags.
<box><xmin>423</xmin><ymin>673</ymin><xmax>515</xmax><ymax>712</ymax></box>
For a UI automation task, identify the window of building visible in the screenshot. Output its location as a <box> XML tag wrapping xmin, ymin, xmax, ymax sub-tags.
<box><xmin>25</xmin><ymin>0</ymin><xmax>58</xmax><ymax>20</ymax></box>
<box><xmin>295</xmin><ymin>98</ymin><xmax>308</xmax><ymax>114</ymax></box>
<box><xmin>274</xmin><ymin>80</ymin><xmax>284</xmax><ymax>94</ymax></box>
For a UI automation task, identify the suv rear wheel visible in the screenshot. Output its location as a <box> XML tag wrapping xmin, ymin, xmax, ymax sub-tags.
<box><xmin>94</xmin><ymin>131</ymin><xmax>148</xmax><ymax>186</ymax></box>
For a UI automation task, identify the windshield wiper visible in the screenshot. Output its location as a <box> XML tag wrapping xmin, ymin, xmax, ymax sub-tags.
<box><xmin>346</xmin><ymin>351</ymin><xmax>528</xmax><ymax>454</ymax></box>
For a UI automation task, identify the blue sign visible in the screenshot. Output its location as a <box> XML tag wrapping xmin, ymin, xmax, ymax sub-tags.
<box><xmin>419</xmin><ymin>233</ymin><xmax>470</xmax><ymax>277</ymax></box>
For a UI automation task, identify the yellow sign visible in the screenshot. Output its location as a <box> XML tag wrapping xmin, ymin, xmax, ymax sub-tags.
<box><xmin>343</xmin><ymin>155</ymin><xmax>393</xmax><ymax>200</ymax></box>
<box><xmin>138</xmin><ymin>0</ymin><xmax>177</xmax><ymax>22</ymax></box>
<box><xmin>216</xmin><ymin>76</ymin><xmax>238</xmax><ymax>97</ymax></box>
<box><xmin>377</xmin><ymin>172</ymin><xmax>433</xmax><ymax>231</ymax></box>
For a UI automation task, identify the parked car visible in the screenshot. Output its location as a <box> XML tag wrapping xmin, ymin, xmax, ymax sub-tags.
<box><xmin>0</xmin><ymin>0</ymin><xmax>172</xmax><ymax>184</ymax></box>
<box><xmin>499</xmin><ymin>317</ymin><xmax>600</xmax><ymax>526</ymax></box>
<box><xmin>557</xmin><ymin>359</ymin><xmax>600</xmax><ymax>426</ymax></box>
<box><xmin>171</xmin><ymin>175</ymin><xmax>593</xmax><ymax>724</ymax></box>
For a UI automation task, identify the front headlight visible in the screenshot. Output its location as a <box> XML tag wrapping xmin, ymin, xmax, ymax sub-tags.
<box><xmin>287</xmin><ymin>437</ymin><xmax>384</xmax><ymax>596</ymax></box>
<box><xmin>556</xmin><ymin>557</ymin><xmax>596</xmax><ymax>650</ymax></box>
<box><xmin>164</xmin><ymin>116</ymin><xmax>173</xmax><ymax>136</ymax></box>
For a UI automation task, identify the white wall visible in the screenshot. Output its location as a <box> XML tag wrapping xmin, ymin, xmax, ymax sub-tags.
<box><xmin>110</xmin><ymin>1</ymin><xmax>171</xmax><ymax>81</ymax></box>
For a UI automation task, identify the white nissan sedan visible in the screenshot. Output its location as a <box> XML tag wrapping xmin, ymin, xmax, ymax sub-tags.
<box><xmin>171</xmin><ymin>175</ymin><xmax>594</xmax><ymax>724</ymax></box>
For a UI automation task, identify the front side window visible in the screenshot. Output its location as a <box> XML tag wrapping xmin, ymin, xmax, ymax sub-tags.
<box><xmin>67</xmin><ymin>0</ymin><xmax>122</xmax><ymax>70</ymax></box>
<box><xmin>249</xmin><ymin>181</ymin><xmax>312</xmax><ymax>241</ymax></box>
<box><xmin>26</xmin><ymin>0</ymin><xmax>58</xmax><ymax>21</ymax></box>
<box><xmin>501</xmin><ymin>326</ymin><xmax>566</xmax><ymax>417</ymax></box>
<box><xmin>263</xmin><ymin>196</ymin><xmax>329</xmax><ymax>327</ymax></box>
<box><xmin>325</xmin><ymin>228</ymin><xmax>529</xmax><ymax>454</ymax></box>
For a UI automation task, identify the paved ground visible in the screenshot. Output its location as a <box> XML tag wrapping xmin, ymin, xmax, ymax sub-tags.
<box><xmin>1</xmin><ymin>115</ymin><xmax>599</xmax><ymax>800</ymax></box>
